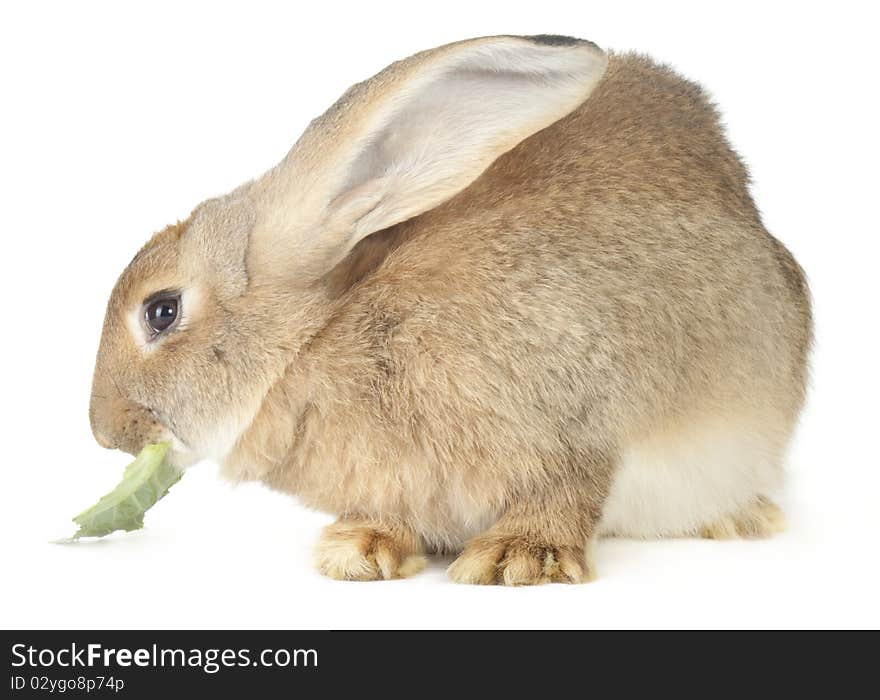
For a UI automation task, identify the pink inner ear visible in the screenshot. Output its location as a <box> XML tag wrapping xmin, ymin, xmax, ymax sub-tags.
<box><xmin>244</xmin><ymin>37</ymin><xmax>606</xmax><ymax>281</ymax></box>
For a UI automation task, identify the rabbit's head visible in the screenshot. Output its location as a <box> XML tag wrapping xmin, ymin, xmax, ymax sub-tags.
<box><xmin>88</xmin><ymin>194</ymin><xmax>283</xmax><ymax>464</ymax></box>
<box><xmin>89</xmin><ymin>35</ymin><xmax>608</xmax><ymax>465</ymax></box>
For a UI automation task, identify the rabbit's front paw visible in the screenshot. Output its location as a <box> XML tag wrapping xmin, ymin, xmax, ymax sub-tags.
<box><xmin>448</xmin><ymin>534</ymin><xmax>594</xmax><ymax>586</ymax></box>
<box><xmin>314</xmin><ymin>519</ymin><xmax>426</xmax><ymax>581</ymax></box>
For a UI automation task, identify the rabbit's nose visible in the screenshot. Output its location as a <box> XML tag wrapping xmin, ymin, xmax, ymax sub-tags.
<box><xmin>89</xmin><ymin>387</ymin><xmax>119</xmax><ymax>450</ymax></box>
<box><xmin>93</xmin><ymin>427</ymin><xmax>115</xmax><ymax>450</ymax></box>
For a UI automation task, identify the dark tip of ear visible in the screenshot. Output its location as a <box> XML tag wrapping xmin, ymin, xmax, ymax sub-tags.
<box><xmin>526</xmin><ymin>34</ymin><xmax>581</xmax><ymax>47</ymax></box>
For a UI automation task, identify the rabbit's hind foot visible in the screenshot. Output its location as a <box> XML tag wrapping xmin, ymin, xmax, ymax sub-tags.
<box><xmin>699</xmin><ymin>496</ymin><xmax>786</xmax><ymax>540</ymax></box>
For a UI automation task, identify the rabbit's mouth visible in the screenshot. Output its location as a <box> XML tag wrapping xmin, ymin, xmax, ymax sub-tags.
<box><xmin>147</xmin><ymin>407</ymin><xmax>185</xmax><ymax>445</ymax></box>
<box><xmin>144</xmin><ymin>407</ymin><xmax>198</xmax><ymax>468</ymax></box>
<box><xmin>89</xmin><ymin>387</ymin><xmax>194</xmax><ymax>466</ymax></box>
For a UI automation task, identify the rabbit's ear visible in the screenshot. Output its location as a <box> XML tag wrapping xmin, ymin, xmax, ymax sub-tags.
<box><xmin>182</xmin><ymin>194</ymin><xmax>255</xmax><ymax>298</ymax></box>
<box><xmin>248</xmin><ymin>35</ymin><xmax>607</xmax><ymax>279</ymax></box>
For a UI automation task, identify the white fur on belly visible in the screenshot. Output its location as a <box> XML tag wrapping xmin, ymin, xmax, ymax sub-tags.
<box><xmin>598</xmin><ymin>414</ymin><xmax>786</xmax><ymax>538</ymax></box>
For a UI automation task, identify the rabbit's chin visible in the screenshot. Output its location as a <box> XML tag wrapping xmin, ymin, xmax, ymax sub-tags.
<box><xmin>151</xmin><ymin>431</ymin><xmax>199</xmax><ymax>471</ymax></box>
<box><xmin>176</xmin><ymin>395</ymin><xmax>267</xmax><ymax>470</ymax></box>
<box><xmin>164</xmin><ymin>443</ymin><xmax>200</xmax><ymax>470</ymax></box>
<box><xmin>163</xmin><ymin>433</ymin><xmax>228</xmax><ymax>471</ymax></box>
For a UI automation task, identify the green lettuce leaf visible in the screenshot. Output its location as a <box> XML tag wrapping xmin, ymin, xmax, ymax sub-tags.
<box><xmin>66</xmin><ymin>442</ymin><xmax>182</xmax><ymax>540</ymax></box>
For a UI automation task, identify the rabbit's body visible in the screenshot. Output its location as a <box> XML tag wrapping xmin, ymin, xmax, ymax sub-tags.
<box><xmin>91</xmin><ymin>38</ymin><xmax>810</xmax><ymax>584</ymax></box>
<box><xmin>227</xmin><ymin>53</ymin><xmax>809</xmax><ymax>546</ymax></box>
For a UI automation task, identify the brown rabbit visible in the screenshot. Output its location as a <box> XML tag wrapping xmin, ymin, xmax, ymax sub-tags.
<box><xmin>89</xmin><ymin>35</ymin><xmax>811</xmax><ymax>585</ymax></box>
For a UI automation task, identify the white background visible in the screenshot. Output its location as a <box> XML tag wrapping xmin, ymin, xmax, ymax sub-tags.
<box><xmin>1</xmin><ymin>1</ymin><xmax>878</xmax><ymax>630</ymax></box>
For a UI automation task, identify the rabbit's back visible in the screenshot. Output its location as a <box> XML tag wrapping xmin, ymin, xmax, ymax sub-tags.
<box><xmin>345</xmin><ymin>52</ymin><xmax>810</xmax><ymax>426</ymax></box>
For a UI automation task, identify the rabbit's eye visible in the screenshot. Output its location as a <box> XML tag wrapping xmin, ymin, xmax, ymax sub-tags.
<box><xmin>144</xmin><ymin>296</ymin><xmax>180</xmax><ymax>335</ymax></box>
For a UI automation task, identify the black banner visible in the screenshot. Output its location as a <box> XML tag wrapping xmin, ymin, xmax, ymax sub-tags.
<box><xmin>0</xmin><ymin>629</ymin><xmax>861</xmax><ymax>696</ymax></box>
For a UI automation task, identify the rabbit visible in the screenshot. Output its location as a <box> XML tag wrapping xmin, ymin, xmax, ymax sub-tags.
<box><xmin>89</xmin><ymin>35</ymin><xmax>811</xmax><ymax>585</ymax></box>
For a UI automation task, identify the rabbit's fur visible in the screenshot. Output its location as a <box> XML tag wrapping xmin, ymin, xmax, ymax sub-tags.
<box><xmin>90</xmin><ymin>36</ymin><xmax>811</xmax><ymax>584</ymax></box>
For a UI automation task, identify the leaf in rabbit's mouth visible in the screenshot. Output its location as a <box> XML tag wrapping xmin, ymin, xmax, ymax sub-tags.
<box><xmin>56</xmin><ymin>443</ymin><xmax>183</xmax><ymax>542</ymax></box>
